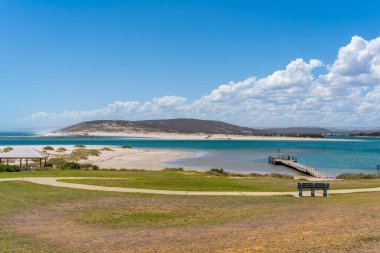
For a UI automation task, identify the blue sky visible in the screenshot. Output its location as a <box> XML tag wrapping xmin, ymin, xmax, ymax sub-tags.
<box><xmin>1</xmin><ymin>0</ymin><xmax>380</xmax><ymax>130</ymax></box>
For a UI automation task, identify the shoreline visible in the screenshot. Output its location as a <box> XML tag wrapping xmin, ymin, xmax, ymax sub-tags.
<box><xmin>54</xmin><ymin>131</ymin><xmax>358</xmax><ymax>142</ymax></box>
<box><xmin>0</xmin><ymin>145</ymin><xmax>195</xmax><ymax>171</ymax></box>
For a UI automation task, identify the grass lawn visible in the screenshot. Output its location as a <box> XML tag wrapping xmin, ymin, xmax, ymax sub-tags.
<box><xmin>1</xmin><ymin>169</ymin><xmax>380</xmax><ymax>191</ymax></box>
<box><xmin>49</xmin><ymin>170</ymin><xmax>380</xmax><ymax>192</ymax></box>
<box><xmin>0</xmin><ymin>181</ymin><xmax>380</xmax><ymax>252</ymax></box>
<box><xmin>0</xmin><ymin>181</ymin><xmax>124</xmax><ymax>252</ymax></box>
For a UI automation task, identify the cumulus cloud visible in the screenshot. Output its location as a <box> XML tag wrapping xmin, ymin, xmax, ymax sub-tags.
<box><xmin>23</xmin><ymin>36</ymin><xmax>380</xmax><ymax>128</ymax></box>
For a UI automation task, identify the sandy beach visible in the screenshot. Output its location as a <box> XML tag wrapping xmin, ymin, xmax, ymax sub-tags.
<box><xmin>0</xmin><ymin>145</ymin><xmax>194</xmax><ymax>170</ymax></box>
<box><xmin>63</xmin><ymin>131</ymin><xmax>355</xmax><ymax>141</ymax></box>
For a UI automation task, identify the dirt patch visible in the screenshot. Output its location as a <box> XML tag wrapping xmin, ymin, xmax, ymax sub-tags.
<box><xmin>3</xmin><ymin>195</ymin><xmax>380</xmax><ymax>252</ymax></box>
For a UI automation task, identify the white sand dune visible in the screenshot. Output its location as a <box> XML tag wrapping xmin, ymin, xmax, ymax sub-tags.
<box><xmin>0</xmin><ymin>145</ymin><xmax>193</xmax><ymax>170</ymax></box>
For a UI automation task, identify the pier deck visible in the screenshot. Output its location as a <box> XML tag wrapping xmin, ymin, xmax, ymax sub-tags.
<box><xmin>268</xmin><ymin>156</ymin><xmax>326</xmax><ymax>178</ymax></box>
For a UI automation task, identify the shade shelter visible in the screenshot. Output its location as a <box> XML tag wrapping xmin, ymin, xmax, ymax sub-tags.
<box><xmin>0</xmin><ymin>148</ymin><xmax>48</xmax><ymax>169</ymax></box>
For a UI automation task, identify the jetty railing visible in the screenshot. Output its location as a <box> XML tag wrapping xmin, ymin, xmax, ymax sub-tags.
<box><xmin>268</xmin><ymin>155</ymin><xmax>335</xmax><ymax>179</ymax></box>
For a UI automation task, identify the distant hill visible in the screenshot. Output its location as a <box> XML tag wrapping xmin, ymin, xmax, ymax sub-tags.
<box><xmin>60</xmin><ymin>118</ymin><xmax>269</xmax><ymax>136</ymax></box>
<box><xmin>264</xmin><ymin>127</ymin><xmax>333</xmax><ymax>135</ymax></box>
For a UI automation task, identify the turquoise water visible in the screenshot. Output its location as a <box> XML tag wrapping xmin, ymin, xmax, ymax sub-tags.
<box><xmin>0</xmin><ymin>133</ymin><xmax>379</xmax><ymax>175</ymax></box>
<box><xmin>0</xmin><ymin>132</ymin><xmax>35</xmax><ymax>137</ymax></box>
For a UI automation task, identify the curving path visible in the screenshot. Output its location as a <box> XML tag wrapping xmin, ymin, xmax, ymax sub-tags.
<box><xmin>1</xmin><ymin>177</ymin><xmax>380</xmax><ymax>197</ymax></box>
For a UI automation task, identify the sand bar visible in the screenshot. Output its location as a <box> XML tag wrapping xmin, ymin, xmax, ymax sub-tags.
<box><xmin>0</xmin><ymin>145</ymin><xmax>194</xmax><ymax>170</ymax></box>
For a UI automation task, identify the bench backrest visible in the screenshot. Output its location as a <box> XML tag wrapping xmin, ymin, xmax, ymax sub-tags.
<box><xmin>297</xmin><ymin>182</ymin><xmax>329</xmax><ymax>189</ymax></box>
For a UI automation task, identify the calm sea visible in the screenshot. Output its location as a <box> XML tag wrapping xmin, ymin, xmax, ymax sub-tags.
<box><xmin>1</xmin><ymin>132</ymin><xmax>379</xmax><ymax>175</ymax></box>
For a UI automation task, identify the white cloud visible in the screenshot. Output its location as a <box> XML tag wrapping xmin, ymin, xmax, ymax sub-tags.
<box><xmin>22</xmin><ymin>36</ymin><xmax>380</xmax><ymax>128</ymax></box>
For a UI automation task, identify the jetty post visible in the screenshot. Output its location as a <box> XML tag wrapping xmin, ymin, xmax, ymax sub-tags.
<box><xmin>268</xmin><ymin>154</ymin><xmax>329</xmax><ymax>178</ymax></box>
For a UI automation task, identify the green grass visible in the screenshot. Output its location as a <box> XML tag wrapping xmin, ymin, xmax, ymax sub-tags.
<box><xmin>0</xmin><ymin>181</ymin><xmax>120</xmax><ymax>215</ymax></box>
<box><xmin>0</xmin><ymin>180</ymin><xmax>380</xmax><ymax>252</ymax></box>
<box><xmin>61</xmin><ymin>176</ymin><xmax>299</xmax><ymax>191</ymax></box>
<box><xmin>1</xmin><ymin>169</ymin><xmax>380</xmax><ymax>191</ymax></box>
<box><xmin>75</xmin><ymin>209</ymin><xmax>177</xmax><ymax>228</ymax></box>
<box><xmin>54</xmin><ymin>170</ymin><xmax>380</xmax><ymax>192</ymax></box>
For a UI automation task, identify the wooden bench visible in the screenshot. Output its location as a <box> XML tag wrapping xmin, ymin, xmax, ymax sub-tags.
<box><xmin>297</xmin><ymin>182</ymin><xmax>329</xmax><ymax>197</ymax></box>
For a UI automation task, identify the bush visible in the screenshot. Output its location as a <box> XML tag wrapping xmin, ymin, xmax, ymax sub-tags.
<box><xmin>48</xmin><ymin>158</ymin><xmax>67</xmax><ymax>167</ymax></box>
<box><xmin>43</xmin><ymin>146</ymin><xmax>54</xmax><ymax>151</ymax></box>
<box><xmin>207</xmin><ymin>168</ymin><xmax>229</xmax><ymax>176</ymax></box>
<box><xmin>100</xmin><ymin>147</ymin><xmax>114</xmax><ymax>151</ymax></box>
<box><xmin>80</xmin><ymin>163</ymin><xmax>100</xmax><ymax>170</ymax></box>
<box><xmin>0</xmin><ymin>164</ymin><xmax>21</xmax><ymax>172</ymax></box>
<box><xmin>69</xmin><ymin>149</ymin><xmax>100</xmax><ymax>160</ymax></box>
<box><xmin>121</xmin><ymin>145</ymin><xmax>132</xmax><ymax>149</ymax></box>
<box><xmin>337</xmin><ymin>173</ymin><xmax>380</xmax><ymax>179</ymax></box>
<box><xmin>56</xmin><ymin>147</ymin><xmax>67</xmax><ymax>153</ymax></box>
<box><xmin>266</xmin><ymin>173</ymin><xmax>294</xmax><ymax>179</ymax></box>
<box><xmin>204</xmin><ymin>169</ymin><xmax>294</xmax><ymax>179</ymax></box>
<box><xmin>74</xmin><ymin>144</ymin><xmax>86</xmax><ymax>148</ymax></box>
<box><xmin>3</xmin><ymin>147</ymin><xmax>13</xmax><ymax>153</ymax></box>
<box><xmin>163</xmin><ymin>167</ymin><xmax>184</xmax><ymax>171</ymax></box>
<box><xmin>60</xmin><ymin>162</ymin><xmax>81</xmax><ymax>170</ymax></box>
<box><xmin>44</xmin><ymin>162</ymin><xmax>54</xmax><ymax>168</ymax></box>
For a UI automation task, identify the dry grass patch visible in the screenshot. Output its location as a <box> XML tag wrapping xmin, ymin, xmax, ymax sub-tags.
<box><xmin>56</xmin><ymin>147</ymin><xmax>67</xmax><ymax>153</ymax></box>
<box><xmin>100</xmin><ymin>147</ymin><xmax>114</xmax><ymax>151</ymax></box>
<box><xmin>68</xmin><ymin>149</ymin><xmax>100</xmax><ymax>160</ymax></box>
<box><xmin>2</xmin><ymin>147</ymin><xmax>13</xmax><ymax>153</ymax></box>
<box><xmin>3</xmin><ymin>192</ymin><xmax>380</xmax><ymax>252</ymax></box>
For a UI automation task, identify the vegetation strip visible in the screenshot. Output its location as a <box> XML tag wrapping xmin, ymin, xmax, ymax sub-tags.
<box><xmin>1</xmin><ymin>177</ymin><xmax>380</xmax><ymax>196</ymax></box>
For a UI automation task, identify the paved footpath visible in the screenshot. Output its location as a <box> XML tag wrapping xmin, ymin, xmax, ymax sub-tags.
<box><xmin>1</xmin><ymin>177</ymin><xmax>380</xmax><ymax>197</ymax></box>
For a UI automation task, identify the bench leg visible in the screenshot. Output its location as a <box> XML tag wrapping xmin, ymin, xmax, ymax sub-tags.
<box><xmin>323</xmin><ymin>189</ymin><xmax>327</xmax><ymax>197</ymax></box>
<box><xmin>299</xmin><ymin>189</ymin><xmax>302</xmax><ymax>197</ymax></box>
<box><xmin>311</xmin><ymin>189</ymin><xmax>315</xmax><ymax>197</ymax></box>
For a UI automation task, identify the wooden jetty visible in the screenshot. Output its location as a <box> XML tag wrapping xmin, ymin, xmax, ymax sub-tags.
<box><xmin>268</xmin><ymin>155</ymin><xmax>328</xmax><ymax>178</ymax></box>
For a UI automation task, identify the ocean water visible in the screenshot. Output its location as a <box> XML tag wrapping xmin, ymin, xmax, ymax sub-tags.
<box><xmin>0</xmin><ymin>132</ymin><xmax>36</xmax><ymax>137</ymax></box>
<box><xmin>0</xmin><ymin>133</ymin><xmax>379</xmax><ymax>175</ymax></box>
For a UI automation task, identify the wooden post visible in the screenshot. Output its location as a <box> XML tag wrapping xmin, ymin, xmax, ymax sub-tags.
<box><xmin>40</xmin><ymin>159</ymin><xmax>42</xmax><ymax>168</ymax></box>
<box><xmin>44</xmin><ymin>158</ymin><xmax>47</xmax><ymax>166</ymax></box>
<box><xmin>7</xmin><ymin>159</ymin><xmax>9</xmax><ymax>165</ymax></box>
<box><xmin>26</xmin><ymin>159</ymin><xmax>28</xmax><ymax>169</ymax></box>
<box><xmin>19</xmin><ymin>159</ymin><xmax>22</xmax><ymax>169</ymax></box>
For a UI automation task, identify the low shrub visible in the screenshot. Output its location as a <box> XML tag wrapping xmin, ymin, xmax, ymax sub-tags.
<box><xmin>69</xmin><ymin>149</ymin><xmax>101</xmax><ymax>160</ymax></box>
<box><xmin>43</xmin><ymin>146</ymin><xmax>54</xmax><ymax>151</ymax></box>
<box><xmin>0</xmin><ymin>164</ymin><xmax>21</xmax><ymax>172</ymax></box>
<box><xmin>48</xmin><ymin>158</ymin><xmax>67</xmax><ymax>167</ymax></box>
<box><xmin>205</xmin><ymin>169</ymin><xmax>293</xmax><ymax>178</ymax></box>
<box><xmin>74</xmin><ymin>144</ymin><xmax>86</xmax><ymax>148</ymax></box>
<box><xmin>229</xmin><ymin>172</ymin><xmax>251</xmax><ymax>177</ymax></box>
<box><xmin>60</xmin><ymin>162</ymin><xmax>81</xmax><ymax>170</ymax></box>
<box><xmin>207</xmin><ymin>168</ymin><xmax>229</xmax><ymax>176</ymax></box>
<box><xmin>121</xmin><ymin>145</ymin><xmax>132</xmax><ymax>149</ymax></box>
<box><xmin>163</xmin><ymin>167</ymin><xmax>184</xmax><ymax>171</ymax></box>
<box><xmin>266</xmin><ymin>173</ymin><xmax>294</xmax><ymax>179</ymax></box>
<box><xmin>337</xmin><ymin>173</ymin><xmax>380</xmax><ymax>179</ymax></box>
<box><xmin>248</xmin><ymin>172</ymin><xmax>264</xmax><ymax>177</ymax></box>
<box><xmin>44</xmin><ymin>162</ymin><xmax>54</xmax><ymax>168</ymax></box>
<box><xmin>100</xmin><ymin>147</ymin><xmax>114</xmax><ymax>151</ymax></box>
<box><xmin>80</xmin><ymin>163</ymin><xmax>100</xmax><ymax>170</ymax></box>
<box><xmin>3</xmin><ymin>147</ymin><xmax>13</xmax><ymax>153</ymax></box>
<box><xmin>56</xmin><ymin>147</ymin><xmax>67</xmax><ymax>153</ymax></box>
